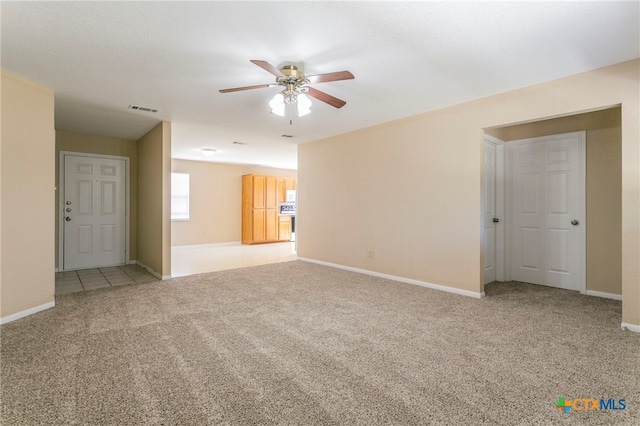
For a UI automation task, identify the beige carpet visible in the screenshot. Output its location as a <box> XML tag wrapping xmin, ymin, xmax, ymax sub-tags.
<box><xmin>1</xmin><ymin>261</ymin><xmax>638</xmax><ymax>425</ymax></box>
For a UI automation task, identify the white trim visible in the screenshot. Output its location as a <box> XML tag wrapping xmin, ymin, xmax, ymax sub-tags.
<box><xmin>505</xmin><ymin>143</ymin><xmax>513</xmax><ymax>282</ymax></box>
<box><xmin>495</xmin><ymin>142</ymin><xmax>506</xmax><ymax>282</ymax></box>
<box><xmin>128</xmin><ymin>259</ymin><xmax>137</xmax><ymax>265</ymax></box>
<box><xmin>482</xmin><ymin>134</ymin><xmax>506</xmax><ymax>284</ymax></box>
<box><xmin>585</xmin><ymin>290</ymin><xmax>622</xmax><ymax>301</ymax></box>
<box><xmin>1</xmin><ymin>301</ymin><xmax>55</xmax><ymax>325</ymax></box>
<box><xmin>59</xmin><ymin>151</ymin><xmax>131</xmax><ymax>270</ymax></box>
<box><xmin>298</xmin><ymin>257</ymin><xmax>485</xmax><ymax>299</ymax></box>
<box><xmin>171</xmin><ymin>241</ymin><xmax>242</xmax><ymax>249</ymax></box>
<box><xmin>136</xmin><ymin>261</ymin><xmax>171</xmax><ymax>280</ymax></box>
<box><xmin>482</xmin><ymin>134</ymin><xmax>504</xmax><ymax>146</ymax></box>
<box><xmin>621</xmin><ymin>323</ymin><xmax>640</xmax><ymax>333</ymax></box>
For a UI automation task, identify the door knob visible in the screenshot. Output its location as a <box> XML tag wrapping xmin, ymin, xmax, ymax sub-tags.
<box><xmin>571</xmin><ymin>219</ymin><xmax>579</xmax><ymax>226</ymax></box>
<box><xmin>65</xmin><ymin>208</ymin><xmax>71</xmax><ymax>212</ymax></box>
<box><xmin>65</xmin><ymin>217</ymin><xmax>71</xmax><ymax>222</ymax></box>
<box><xmin>66</xmin><ymin>201</ymin><xmax>72</xmax><ymax>205</ymax></box>
<box><xmin>493</xmin><ymin>218</ymin><xmax>500</xmax><ymax>223</ymax></box>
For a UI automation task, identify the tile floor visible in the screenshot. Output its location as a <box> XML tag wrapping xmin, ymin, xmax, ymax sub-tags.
<box><xmin>171</xmin><ymin>241</ymin><xmax>297</xmax><ymax>277</ymax></box>
<box><xmin>55</xmin><ymin>264</ymin><xmax>159</xmax><ymax>295</ymax></box>
<box><xmin>56</xmin><ymin>241</ymin><xmax>297</xmax><ymax>295</ymax></box>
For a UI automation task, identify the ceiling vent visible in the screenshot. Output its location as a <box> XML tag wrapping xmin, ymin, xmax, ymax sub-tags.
<box><xmin>281</xmin><ymin>134</ymin><xmax>294</xmax><ymax>138</ymax></box>
<box><xmin>233</xmin><ymin>141</ymin><xmax>247</xmax><ymax>145</ymax></box>
<box><xmin>128</xmin><ymin>104</ymin><xmax>158</xmax><ymax>113</ymax></box>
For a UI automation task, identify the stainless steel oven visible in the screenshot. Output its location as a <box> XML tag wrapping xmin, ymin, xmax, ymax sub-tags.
<box><xmin>279</xmin><ymin>203</ymin><xmax>295</xmax><ymax>216</ymax></box>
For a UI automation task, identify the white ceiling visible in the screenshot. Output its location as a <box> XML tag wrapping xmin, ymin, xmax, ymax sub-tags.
<box><xmin>2</xmin><ymin>1</ymin><xmax>639</xmax><ymax>170</ymax></box>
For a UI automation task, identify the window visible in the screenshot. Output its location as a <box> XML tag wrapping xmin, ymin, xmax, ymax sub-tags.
<box><xmin>171</xmin><ymin>172</ymin><xmax>190</xmax><ymax>221</ymax></box>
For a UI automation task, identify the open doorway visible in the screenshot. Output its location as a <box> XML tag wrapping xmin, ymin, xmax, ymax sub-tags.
<box><xmin>482</xmin><ymin>106</ymin><xmax>622</xmax><ymax>299</ymax></box>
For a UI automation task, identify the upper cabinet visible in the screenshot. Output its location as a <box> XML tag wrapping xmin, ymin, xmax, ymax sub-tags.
<box><xmin>277</xmin><ymin>177</ymin><xmax>297</xmax><ymax>202</ymax></box>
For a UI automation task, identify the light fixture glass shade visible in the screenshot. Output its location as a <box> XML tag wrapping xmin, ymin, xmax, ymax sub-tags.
<box><xmin>201</xmin><ymin>148</ymin><xmax>217</xmax><ymax>157</ymax></box>
<box><xmin>297</xmin><ymin>93</ymin><xmax>312</xmax><ymax>117</ymax></box>
<box><xmin>269</xmin><ymin>93</ymin><xmax>285</xmax><ymax>116</ymax></box>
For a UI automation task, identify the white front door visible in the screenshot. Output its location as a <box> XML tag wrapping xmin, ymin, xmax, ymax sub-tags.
<box><xmin>483</xmin><ymin>141</ymin><xmax>497</xmax><ymax>284</ymax></box>
<box><xmin>63</xmin><ymin>154</ymin><xmax>126</xmax><ymax>270</ymax></box>
<box><xmin>509</xmin><ymin>132</ymin><xmax>585</xmax><ymax>291</ymax></box>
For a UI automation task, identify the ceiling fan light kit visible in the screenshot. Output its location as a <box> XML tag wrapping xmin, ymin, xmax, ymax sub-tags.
<box><xmin>220</xmin><ymin>60</ymin><xmax>354</xmax><ymax>120</ymax></box>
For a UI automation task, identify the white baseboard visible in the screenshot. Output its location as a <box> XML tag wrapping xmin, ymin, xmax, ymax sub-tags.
<box><xmin>128</xmin><ymin>259</ymin><xmax>137</xmax><ymax>265</ymax></box>
<box><xmin>172</xmin><ymin>241</ymin><xmax>241</xmax><ymax>249</ymax></box>
<box><xmin>136</xmin><ymin>261</ymin><xmax>171</xmax><ymax>280</ymax></box>
<box><xmin>586</xmin><ymin>290</ymin><xmax>622</xmax><ymax>300</ymax></box>
<box><xmin>298</xmin><ymin>257</ymin><xmax>484</xmax><ymax>299</ymax></box>
<box><xmin>1</xmin><ymin>301</ymin><xmax>55</xmax><ymax>325</ymax></box>
<box><xmin>621</xmin><ymin>322</ymin><xmax>640</xmax><ymax>333</ymax></box>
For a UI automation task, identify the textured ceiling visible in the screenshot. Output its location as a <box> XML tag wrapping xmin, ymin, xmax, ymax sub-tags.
<box><xmin>2</xmin><ymin>1</ymin><xmax>639</xmax><ymax>170</ymax></box>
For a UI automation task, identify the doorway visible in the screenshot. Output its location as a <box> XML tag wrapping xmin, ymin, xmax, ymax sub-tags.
<box><xmin>59</xmin><ymin>152</ymin><xmax>129</xmax><ymax>270</ymax></box>
<box><xmin>482</xmin><ymin>107</ymin><xmax>622</xmax><ymax>297</ymax></box>
<box><xmin>482</xmin><ymin>132</ymin><xmax>586</xmax><ymax>292</ymax></box>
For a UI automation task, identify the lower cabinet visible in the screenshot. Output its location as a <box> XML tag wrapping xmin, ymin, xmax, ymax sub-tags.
<box><xmin>249</xmin><ymin>209</ymin><xmax>278</xmax><ymax>243</ymax></box>
<box><xmin>252</xmin><ymin>209</ymin><xmax>266</xmax><ymax>242</ymax></box>
<box><xmin>278</xmin><ymin>216</ymin><xmax>292</xmax><ymax>241</ymax></box>
<box><xmin>266</xmin><ymin>209</ymin><xmax>278</xmax><ymax>241</ymax></box>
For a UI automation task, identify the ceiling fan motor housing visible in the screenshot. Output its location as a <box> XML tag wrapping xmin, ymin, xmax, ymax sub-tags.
<box><xmin>281</xmin><ymin>65</ymin><xmax>303</xmax><ymax>78</ymax></box>
<box><xmin>277</xmin><ymin>65</ymin><xmax>310</xmax><ymax>100</ymax></box>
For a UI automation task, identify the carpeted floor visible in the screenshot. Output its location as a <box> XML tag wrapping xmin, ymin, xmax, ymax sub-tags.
<box><xmin>1</xmin><ymin>261</ymin><xmax>638</xmax><ymax>425</ymax></box>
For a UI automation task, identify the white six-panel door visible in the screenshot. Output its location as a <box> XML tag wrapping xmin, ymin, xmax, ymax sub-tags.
<box><xmin>63</xmin><ymin>154</ymin><xmax>126</xmax><ymax>270</ymax></box>
<box><xmin>509</xmin><ymin>132</ymin><xmax>585</xmax><ymax>292</ymax></box>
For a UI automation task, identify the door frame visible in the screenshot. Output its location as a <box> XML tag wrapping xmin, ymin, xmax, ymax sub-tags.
<box><xmin>482</xmin><ymin>134</ymin><xmax>506</xmax><ymax>283</ymax></box>
<box><xmin>58</xmin><ymin>151</ymin><xmax>131</xmax><ymax>271</ymax></box>
<box><xmin>505</xmin><ymin>131</ymin><xmax>586</xmax><ymax>293</ymax></box>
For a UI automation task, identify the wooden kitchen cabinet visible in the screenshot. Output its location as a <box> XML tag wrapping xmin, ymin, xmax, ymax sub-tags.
<box><xmin>278</xmin><ymin>216</ymin><xmax>292</xmax><ymax>241</ymax></box>
<box><xmin>242</xmin><ymin>174</ymin><xmax>293</xmax><ymax>244</ymax></box>
<box><xmin>276</xmin><ymin>178</ymin><xmax>286</xmax><ymax>203</ymax></box>
<box><xmin>266</xmin><ymin>176</ymin><xmax>277</xmax><ymax>208</ymax></box>
<box><xmin>266</xmin><ymin>209</ymin><xmax>278</xmax><ymax>241</ymax></box>
<box><xmin>277</xmin><ymin>178</ymin><xmax>297</xmax><ymax>203</ymax></box>
<box><xmin>252</xmin><ymin>175</ymin><xmax>266</xmax><ymax>208</ymax></box>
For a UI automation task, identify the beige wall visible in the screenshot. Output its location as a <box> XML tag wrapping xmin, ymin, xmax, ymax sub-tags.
<box><xmin>492</xmin><ymin>108</ymin><xmax>622</xmax><ymax>295</ymax></box>
<box><xmin>171</xmin><ymin>160</ymin><xmax>297</xmax><ymax>246</ymax></box>
<box><xmin>55</xmin><ymin>131</ymin><xmax>138</xmax><ymax>266</ymax></box>
<box><xmin>298</xmin><ymin>60</ymin><xmax>639</xmax><ymax>326</ymax></box>
<box><xmin>1</xmin><ymin>71</ymin><xmax>55</xmax><ymax>319</ymax></box>
<box><xmin>137</xmin><ymin>122</ymin><xmax>172</xmax><ymax>277</ymax></box>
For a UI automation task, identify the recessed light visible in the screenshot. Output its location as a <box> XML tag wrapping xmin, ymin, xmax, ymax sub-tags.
<box><xmin>201</xmin><ymin>148</ymin><xmax>217</xmax><ymax>157</ymax></box>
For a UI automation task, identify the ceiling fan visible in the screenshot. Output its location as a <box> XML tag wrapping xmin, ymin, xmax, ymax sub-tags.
<box><xmin>219</xmin><ymin>60</ymin><xmax>354</xmax><ymax>117</ymax></box>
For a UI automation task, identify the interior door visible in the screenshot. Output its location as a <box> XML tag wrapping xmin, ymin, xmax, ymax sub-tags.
<box><xmin>63</xmin><ymin>155</ymin><xmax>126</xmax><ymax>270</ymax></box>
<box><xmin>483</xmin><ymin>141</ymin><xmax>497</xmax><ymax>284</ymax></box>
<box><xmin>510</xmin><ymin>132</ymin><xmax>585</xmax><ymax>291</ymax></box>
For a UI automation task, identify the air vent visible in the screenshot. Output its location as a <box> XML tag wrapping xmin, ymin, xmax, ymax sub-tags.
<box><xmin>233</xmin><ymin>141</ymin><xmax>247</xmax><ymax>145</ymax></box>
<box><xmin>128</xmin><ymin>105</ymin><xmax>158</xmax><ymax>113</ymax></box>
<box><xmin>281</xmin><ymin>134</ymin><xmax>294</xmax><ymax>138</ymax></box>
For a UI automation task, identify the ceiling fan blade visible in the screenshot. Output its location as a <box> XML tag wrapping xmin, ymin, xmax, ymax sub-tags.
<box><xmin>250</xmin><ymin>60</ymin><xmax>286</xmax><ymax>78</ymax></box>
<box><xmin>306</xmin><ymin>87</ymin><xmax>346</xmax><ymax>109</ymax></box>
<box><xmin>219</xmin><ymin>83</ymin><xmax>275</xmax><ymax>93</ymax></box>
<box><xmin>306</xmin><ymin>70</ymin><xmax>354</xmax><ymax>84</ymax></box>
